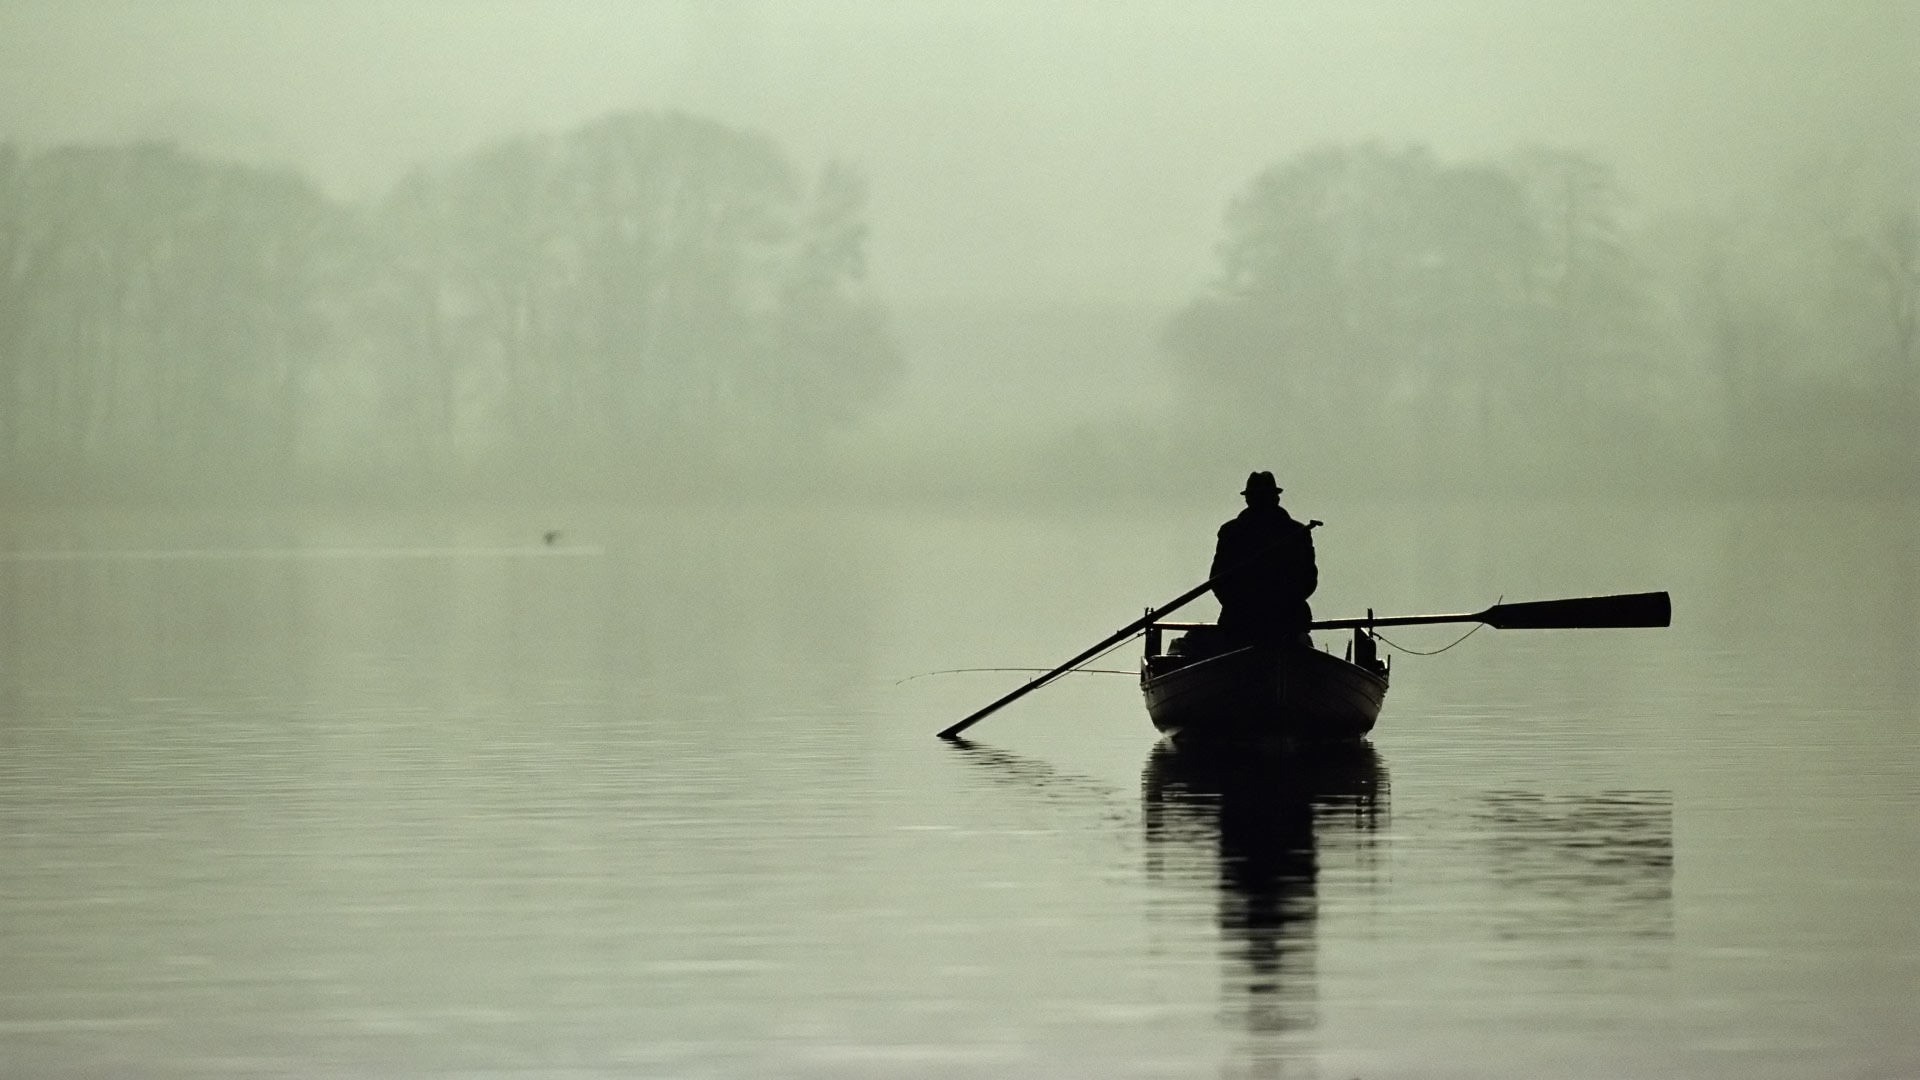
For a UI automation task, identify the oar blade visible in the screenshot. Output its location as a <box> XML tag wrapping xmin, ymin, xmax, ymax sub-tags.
<box><xmin>1482</xmin><ymin>591</ymin><xmax>1671</xmax><ymax>630</ymax></box>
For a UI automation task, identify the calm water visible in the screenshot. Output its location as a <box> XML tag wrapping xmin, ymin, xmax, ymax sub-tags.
<box><xmin>2</xmin><ymin>499</ymin><xmax>1915</xmax><ymax>1078</ymax></box>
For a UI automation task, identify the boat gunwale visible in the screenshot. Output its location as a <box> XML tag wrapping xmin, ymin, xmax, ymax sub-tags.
<box><xmin>1141</xmin><ymin>634</ymin><xmax>1389</xmax><ymax>744</ymax></box>
<box><xmin>1141</xmin><ymin>638</ymin><xmax>1388</xmax><ymax>693</ymax></box>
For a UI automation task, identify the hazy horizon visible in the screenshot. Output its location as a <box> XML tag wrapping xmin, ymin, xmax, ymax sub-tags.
<box><xmin>1</xmin><ymin>3</ymin><xmax>1914</xmax><ymax>500</ymax></box>
<box><xmin>3</xmin><ymin>2</ymin><xmax>1913</xmax><ymax>309</ymax></box>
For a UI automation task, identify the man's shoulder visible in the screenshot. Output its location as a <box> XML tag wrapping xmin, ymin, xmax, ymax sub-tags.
<box><xmin>1227</xmin><ymin>507</ymin><xmax>1302</xmax><ymax>527</ymax></box>
<box><xmin>1217</xmin><ymin>515</ymin><xmax>1266</xmax><ymax>541</ymax></box>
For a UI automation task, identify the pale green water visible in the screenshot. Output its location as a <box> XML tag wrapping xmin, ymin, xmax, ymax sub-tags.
<box><xmin>1</xmin><ymin>499</ymin><xmax>1915</xmax><ymax>1078</ymax></box>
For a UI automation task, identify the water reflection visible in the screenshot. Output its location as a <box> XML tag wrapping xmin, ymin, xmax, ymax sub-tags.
<box><xmin>940</xmin><ymin>737</ymin><xmax>1141</xmax><ymax>844</ymax></box>
<box><xmin>944</xmin><ymin>738</ymin><xmax>1121</xmax><ymax>797</ymax></box>
<box><xmin>1142</xmin><ymin>741</ymin><xmax>1387</xmax><ymax>1066</ymax></box>
<box><xmin>1476</xmin><ymin>790</ymin><xmax>1673</xmax><ymax>944</ymax></box>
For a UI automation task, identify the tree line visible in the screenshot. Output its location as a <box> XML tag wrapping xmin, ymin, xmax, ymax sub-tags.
<box><xmin>2</xmin><ymin>121</ymin><xmax>1910</xmax><ymax>503</ymax></box>
<box><xmin>0</xmin><ymin>111</ymin><xmax>897</xmax><ymax>499</ymax></box>
<box><xmin>1164</xmin><ymin>143</ymin><xmax>1917</xmax><ymax>495</ymax></box>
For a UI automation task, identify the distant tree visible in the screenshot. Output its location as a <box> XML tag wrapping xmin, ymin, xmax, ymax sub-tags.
<box><xmin>1652</xmin><ymin>158</ymin><xmax>1919</xmax><ymax>491</ymax></box>
<box><xmin>1842</xmin><ymin>206</ymin><xmax>1918</xmax><ymax>408</ymax></box>
<box><xmin>0</xmin><ymin>144</ymin><xmax>39</xmax><ymax>476</ymax></box>
<box><xmin>1506</xmin><ymin>148</ymin><xmax>1658</xmax><ymax>421</ymax></box>
<box><xmin>764</xmin><ymin>162</ymin><xmax>898</xmax><ymax>431</ymax></box>
<box><xmin>0</xmin><ymin>142</ymin><xmax>336</xmax><ymax>491</ymax></box>
<box><xmin>1884</xmin><ymin>207</ymin><xmax>1920</xmax><ymax>475</ymax></box>
<box><xmin>553</xmin><ymin>111</ymin><xmax>799</xmax><ymax>445</ymax></box>
<box><xmin>2</xmin><ymin>108</ymin><xmax>899</xmax><ymax>499</ymax></box>
<box><xmin>1167</xmin><ymin>143</ymin><xmax>1638</xmax><ymax>480</ymax></box>
<box><xmin>357</xmin><ymin>174</ymin><xmax>464</xmax><ymax>471</ymax></box>
<box><xmin>1166</xmin><ymin>144</ymin><xmax>1443</xmax><ymax>439</ymax></box>
<box><xmin>373</xmin><ymin>110</ymin><xmax>898</xmax><ymax>471</ymax></box>
<box><xmin>1818</xmin><ymin>198</ymin><xmax>1920</xmax><ymax>481</ymax></box>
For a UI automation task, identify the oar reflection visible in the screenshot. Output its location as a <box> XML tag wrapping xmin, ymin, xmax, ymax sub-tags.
<box><xmin>1475</xmin><ymin>789</ymin><xmax>1674</xmax><ymax>946</ymax></box>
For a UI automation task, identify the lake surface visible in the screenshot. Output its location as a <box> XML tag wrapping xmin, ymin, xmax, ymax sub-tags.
<box><xmin>2</xmin><ymin>498</ymin><xmax>1915</xmax><ymax>1078</ymax></box>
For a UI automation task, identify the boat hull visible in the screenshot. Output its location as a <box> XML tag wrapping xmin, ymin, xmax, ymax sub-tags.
<box><xmin>1141</xmin><ymin>641</ymin><xmax>1387</xmax><ymax>745</ymax></box>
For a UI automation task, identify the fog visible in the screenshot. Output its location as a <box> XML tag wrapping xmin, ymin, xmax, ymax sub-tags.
<box><xmin>2</xmin><ymin>1</ymin><xmax>1915</xmax><ymax>504</ymax></box>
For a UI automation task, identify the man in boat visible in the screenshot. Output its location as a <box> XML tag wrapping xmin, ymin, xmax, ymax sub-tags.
<box><xmin>1209</xmin><ymin>470</ymin><xmax>1317</xmax><ymax>644</ymax></box>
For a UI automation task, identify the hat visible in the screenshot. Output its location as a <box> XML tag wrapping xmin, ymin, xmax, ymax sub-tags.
<box><xmin>1241</xmin><ymin>470</ymin><xmax>1282</xmax><ymax>496</ymax></box>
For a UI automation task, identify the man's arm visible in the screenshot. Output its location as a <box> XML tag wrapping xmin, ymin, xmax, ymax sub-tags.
<box><xmin>1209</xmin><ymin>522</ymin><xmax>1240</xmax><ymax>603</ymax></box>
<box><xmin>1298</xmin><ymin>525</ymin><xmax>1319</xmax><ymax>599</ymax></box>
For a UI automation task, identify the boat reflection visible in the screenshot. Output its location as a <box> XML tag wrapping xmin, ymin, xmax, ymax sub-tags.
<box><xmin>1142</xmin><ymin>740</ymin><xmax>1387</xmax><ymax>1059</ymax></box>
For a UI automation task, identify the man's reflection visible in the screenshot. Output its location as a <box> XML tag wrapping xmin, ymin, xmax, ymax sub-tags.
<box><xmin>1142</xmin><ymin>741</ymin><xmax>1387</xmax><ymax>1048</ymax></box>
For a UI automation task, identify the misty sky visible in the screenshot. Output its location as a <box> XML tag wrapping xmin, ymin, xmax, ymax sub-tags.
<box><xmin>4</xmin><ymin>1</ymin><xmax>1913</xmax><ymax>309</ymax></box>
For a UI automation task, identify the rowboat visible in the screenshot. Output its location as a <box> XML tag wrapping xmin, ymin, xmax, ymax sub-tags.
<box><xmin>938</xmin><ymin>590</ymin><xmax>1667</xmax><ymax>743</ymax></box>
<box><xmin>1140</xmin><ymin>623</ymin><xmax>1388</xmax><ymax>745</ymax></box>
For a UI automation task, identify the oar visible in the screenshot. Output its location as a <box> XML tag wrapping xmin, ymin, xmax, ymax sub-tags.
<box><xmin>937</xmin><ymin>521</ymin><xmax>1331</xmax><ymax>740</ymax></box>
<box><xmin>1310</xmin><ymin>591</ymin><xmax>1671</xmax><ymax>631</ymax></box>
<box><xmin>937</xmin><ymin>588</ymin><xmax>1670</xmax><ymax>740</ymax></box>
<box><xmin>935</xmin><ymin>574</ymin><xmax>1223</xmax><ymax>740</ymax></box>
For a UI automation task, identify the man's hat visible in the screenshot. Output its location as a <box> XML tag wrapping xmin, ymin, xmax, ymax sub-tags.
<box><xmin>1242</xmin><ymin>470</ymin><xmax>1282</xmax><ymax>496</ymax></box>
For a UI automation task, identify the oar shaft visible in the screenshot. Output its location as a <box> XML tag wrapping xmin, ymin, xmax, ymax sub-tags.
<box><xmin>936</xmin><ymin>574</ymin><xmax>1222</xmax><ymax>740</ymax></box>
<box><xmin>935</xmin><ymin>633</ymin><xmax>1132</xmax><ymax>739</ymax></box>
<box><xmin>939</xmin><ymin>522</ymin><xmax>1340</xmax><ymax>738</ymax></box>
<box><xmin>1310</xmin><ymin>611</ymin><xmax>1481</xmax><ymax>631</ymax></box>
<box><xmin>1311</xmin><ymin>591</ymin><xmax>1671</xmax><ymax>632</ymax></box>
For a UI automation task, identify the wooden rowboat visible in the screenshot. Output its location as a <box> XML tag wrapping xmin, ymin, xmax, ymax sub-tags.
<box><xmin>1141</xmin><ymin>623</ymin><xmax>1389</xmax><ymax>745</ymax></box>
<box><xmin>939</xmin><ymin>591</ymin><xmax>1666</xmax><ymax>743</ymax></box>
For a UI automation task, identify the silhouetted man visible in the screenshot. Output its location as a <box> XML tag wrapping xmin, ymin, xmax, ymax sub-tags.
<box><xmin>1210</xmin><ymin>471</ymin><xmax>1317</xmax><ymax>642</ymax></box>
